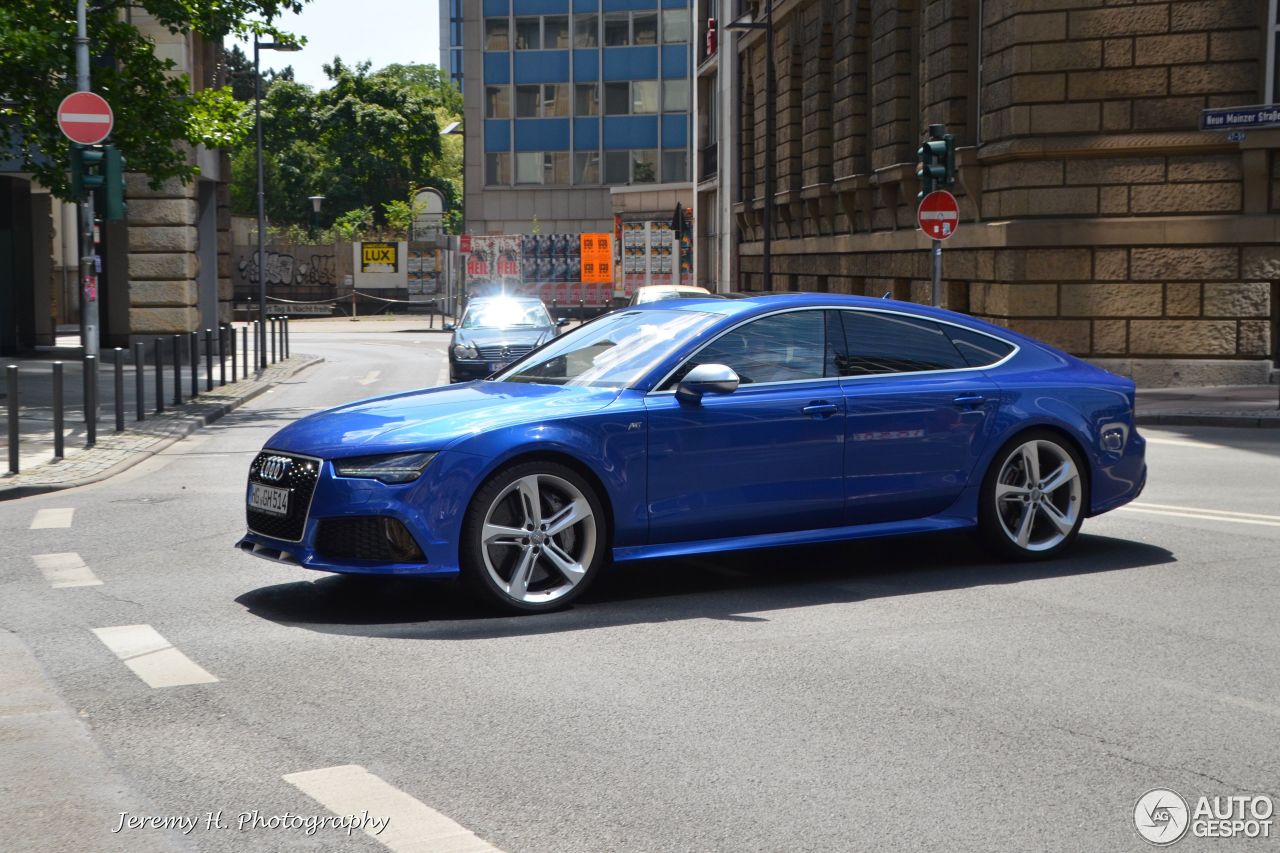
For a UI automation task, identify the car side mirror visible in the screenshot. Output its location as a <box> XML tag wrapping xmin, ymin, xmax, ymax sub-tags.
<box><xmin>556</xmin><ymin>317</ymin><xmax>570</xmax><ymax>327</ymax></box>
<box><xmin>443</xmin><ymin>322</ymin><xmax>455</xmax><ymax>331</ymax></box>
<box><xmin>676</xmin><ymin>363</ymin><xmax>740</xmax><ymax>402</ymax></box>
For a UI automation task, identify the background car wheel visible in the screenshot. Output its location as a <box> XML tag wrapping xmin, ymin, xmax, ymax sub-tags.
<box><xmin>978</xmin><ymin>429</ymin><xmax>1087</xmax><ymax>561</ymax></box>
<box><xmin>460</xmin><ymin>461</ymin><xmax>607</xmax><ymax>613</ymax></box>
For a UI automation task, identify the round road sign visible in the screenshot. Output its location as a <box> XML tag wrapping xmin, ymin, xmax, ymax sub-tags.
<box><xmin>917</xmin><ymin>190</ymin><xmax>959</xmax><ymax>241</ymax></box>
<box><xmin>57</xmin><ymin>92</ymin><xmax>114</xmax><ymax>145</ymax></box>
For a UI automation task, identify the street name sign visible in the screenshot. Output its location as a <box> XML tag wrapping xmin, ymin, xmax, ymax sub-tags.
<box><xmin>917</xmin><ymin>190</ymin><xmax>959</xmax><ymax>241</ymax></box>
<box><xmin>57</xmin><ymin>92</ymin><xmax>113</xmax><ymax>145</ymax></box>
<box><xmin>1200</xmin><ymin>105</ymin><xmax>1280</xmax><ymax>132</ymax></box>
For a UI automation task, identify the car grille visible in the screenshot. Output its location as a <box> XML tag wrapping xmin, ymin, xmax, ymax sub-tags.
<box><xmin>314</xmin><ymin>516</ymin><xmax>425</xmax><ymax>563</ymax></box>
<box><xmin>476</xmin><ymin>343</ymin><xmax>534</xmax><ymax>360</ymax></box>
<box><xmin>246</xmin><ymin>451</ymin><xmax>320</xmax><ymax>542</ymax></box>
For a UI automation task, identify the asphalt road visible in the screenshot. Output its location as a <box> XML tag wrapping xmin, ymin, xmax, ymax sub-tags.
<box><xmin>2</xmin><ymin>325</ymin><xmax>1278</xmax><ymax>853</ymax></box>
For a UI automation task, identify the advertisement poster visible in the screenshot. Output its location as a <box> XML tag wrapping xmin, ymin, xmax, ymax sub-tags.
<box><xmin>465</xmin><ymin>236</ymin><xmax>523</xmax><ymax>297</ymax></box>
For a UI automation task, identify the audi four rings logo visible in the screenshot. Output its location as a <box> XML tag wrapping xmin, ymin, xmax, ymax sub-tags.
<box><xmin>259</xmin><ymin>456</ymin><xmax>291</xmax><ymax>482</ymax></box>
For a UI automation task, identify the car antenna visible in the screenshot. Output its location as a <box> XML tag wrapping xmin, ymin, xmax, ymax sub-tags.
<box><xmin>882</xmin><ymin>291</ymin><xmax>892</xmax><ymax>299</ymax></box>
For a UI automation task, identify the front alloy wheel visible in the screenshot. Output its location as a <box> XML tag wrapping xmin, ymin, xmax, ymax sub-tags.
<box><xmin>980</xmin><ymin>431</ymin><xmax>1085</xmax><ymax>560</ymax></box>
<box><xmin>460</xmin><ymin>461</ymin><xmax>606</xmax><ymax>612</ymax></box>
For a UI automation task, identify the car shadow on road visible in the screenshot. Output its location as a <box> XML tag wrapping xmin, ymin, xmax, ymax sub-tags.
<box><xmin>235</xmin><ymin>531</ymin><xmax>1175</xmax><ymax>640</ymax></box>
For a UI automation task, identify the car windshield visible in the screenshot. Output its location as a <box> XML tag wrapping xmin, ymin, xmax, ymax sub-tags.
<box><xmin>495</xmin><ymin>309</ymin><xmax>719</xmax><ymax>388</ymax></box>
<box><xmin>461</xmin><ymin>300</ymin><xmax>551</xmax><ymax>329</ymax></box>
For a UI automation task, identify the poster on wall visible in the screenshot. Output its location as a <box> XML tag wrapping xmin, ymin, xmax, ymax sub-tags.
<box><xmin>465</xmin><ymin>236</ymin><xmax>523</xmax><ymax>297</ymax></box>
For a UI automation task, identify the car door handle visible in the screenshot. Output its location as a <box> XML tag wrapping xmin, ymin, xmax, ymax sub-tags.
<box><xmin>802</xmin><ymin>402</ymin><xmax>839</xmax><ymax>418</ymax></box>
<box><xmin>952</xmin><ymin>394</ymin><xmax>987</xmax><ymax>407</ymax></box>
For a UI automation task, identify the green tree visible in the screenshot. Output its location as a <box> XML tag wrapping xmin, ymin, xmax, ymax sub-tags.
<box><xmin>0</xmin><ymin>0</ymin><xmax>309</xmax><ymax>201</ymax></box>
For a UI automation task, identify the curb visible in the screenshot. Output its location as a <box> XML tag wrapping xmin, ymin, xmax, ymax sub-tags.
<box><xmin>0</xmin><ymin>355</ymin><xmax>324</xmax><ymax>501</ymax></box>
<box><xmin>1136</xmin><ymin>413</ymin><xmax>1280</xmax><ymax>429</ymax></box>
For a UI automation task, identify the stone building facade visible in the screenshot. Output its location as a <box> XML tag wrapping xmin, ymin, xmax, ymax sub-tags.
<box><xmin>699</xmin><ymin>0</ymin><xmax>1279</xmax><ymax>386</ymax></box>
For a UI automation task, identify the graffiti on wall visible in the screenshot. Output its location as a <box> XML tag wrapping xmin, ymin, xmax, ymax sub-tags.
<box><xmin>235</xmin><ymin>249</ymin><xmax>339</xmax><ymax>287</ymax></box>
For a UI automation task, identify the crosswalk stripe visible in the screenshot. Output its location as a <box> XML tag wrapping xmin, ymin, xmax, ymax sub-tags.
<box><xmin>30</xmin><ymin>508</ymin><xmax>75</xmax><ymax>529</ymax></box>
<box><xmin>33</xmin><ymin>553</ymin><xmax>101</xmax><ymax>588</ymax></box>
<box><xmin>1117</xmin><ymin>505</ymin><xmax>1280</xmax><ymax>528</ymax></box>
<box><xmin>91</xmin><ymin>625</ymin><xmax>219</xmax><ymax>688</ymax></box>
<box><xmin>284</xmin><ymin>765</ymin><xmax>503</xmax><ymax>853</ymax></box>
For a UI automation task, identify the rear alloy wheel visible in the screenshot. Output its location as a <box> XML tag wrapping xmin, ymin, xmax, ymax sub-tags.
<box><xmin>460</xmin><ymin>461</ymin><xmax>606</xmax><ymax>612</ymax></box>
<box><xmin>979</xmin><ymin>431</ymin><xmax>1085</xmax><ymax>560</ymax></box>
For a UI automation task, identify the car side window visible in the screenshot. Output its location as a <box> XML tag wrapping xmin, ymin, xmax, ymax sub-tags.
<box><xmin>836</xmin><ymin>310</ymin><xmax>969</xmax><ymax>375</ymax></box>
<box><xmin>666</xmin><ymin>310</ymin><xmax>828</xmax><ymax>387</ymax></box>
<box><xmin>947</xmin><ymin>326</ymin><xmax>1015</xmax><ymax>367</ymax></box>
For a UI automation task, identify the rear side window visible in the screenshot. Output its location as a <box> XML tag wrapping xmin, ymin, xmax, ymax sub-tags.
<box><xmin>947</xmin><ymin>326</ymin><xmax>1015</xmax><ymax>367</ymax></box>
<box><xmin>835</xmin><ymin>310</ymin><xmax>969</xmax><ymax>375</ymax></box>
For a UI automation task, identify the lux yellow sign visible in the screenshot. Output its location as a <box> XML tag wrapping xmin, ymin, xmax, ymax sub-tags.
<box><xmin>360</xmin><ymin>242</ymin><xmax>398</xmax><ymax>273</ymax></box>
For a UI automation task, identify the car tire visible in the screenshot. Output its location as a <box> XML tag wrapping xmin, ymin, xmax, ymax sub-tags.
<box><xmin>978</xmin><ymin>429</ymin><xmax>1087</xmax><ymax>561</ymax></box>
<box><xmin>459</xmin><ymin>460</ymin><xmax>607</xmax><ymax>613</ymax></box>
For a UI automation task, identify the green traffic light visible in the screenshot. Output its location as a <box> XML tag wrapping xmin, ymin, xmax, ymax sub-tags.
<box><xmin>104</xmin><ymin>145</ymin><xmax>126</xmax><ymax>221</ymax></box>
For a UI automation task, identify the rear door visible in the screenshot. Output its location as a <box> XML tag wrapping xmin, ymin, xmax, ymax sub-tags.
<box><xmin>834</xmin><ymin>309</ymin><xmax>1003</xmax><ymax>524</ymax></box>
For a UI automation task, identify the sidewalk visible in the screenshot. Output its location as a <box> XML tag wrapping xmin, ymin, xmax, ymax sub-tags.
<box><xmin>0</xmin><ymin>353</ymin><xmax>321</xmax><ymax>500</ymax></box>
<box><xmin>1136</xmin><ymin>385</ymin><xmax>1280</xmax><ymax>428</ymax></box>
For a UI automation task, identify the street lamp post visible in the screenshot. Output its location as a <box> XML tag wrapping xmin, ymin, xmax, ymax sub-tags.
<box><xmin>253</xmin><ymin>36</ymin><xmax>300</xmax><ymax>370</ymax></box>
<box><xmin>725</xmin><ymin>3</ymin><xmax>774</xmax><ymax>292</ymax></box>
<box><xmin>308</xmin><ymin>195</ymin><xmax>325</xmax><ymax>241</ymax></box>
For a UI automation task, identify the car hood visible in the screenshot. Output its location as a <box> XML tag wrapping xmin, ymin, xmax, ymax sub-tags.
<box><xmin>266</xmin><ymin>381</ymin><xmax>621</xmax><ymax>458</ymax></box>
<box><xmin>452</xmin><ymin>327</ymin><xmax>552</xmax><ymax>349</ymax></box>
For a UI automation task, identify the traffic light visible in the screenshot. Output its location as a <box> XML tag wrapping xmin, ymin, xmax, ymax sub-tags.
<box><xmin>70</xmin><ymin>144</ymin><xmax>105</xmax><ymax>199</ymax></box>
<box><xmin>103</xmin><ymin>144</ymin><xmax>126</xmax><ymax>221</ymax></box>
<box><xmin>916</xmin><ymin>124</ymin><xmax>956</xmax><ymax>200</ymax></box>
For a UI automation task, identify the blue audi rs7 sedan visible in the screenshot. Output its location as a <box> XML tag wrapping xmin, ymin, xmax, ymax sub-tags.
<box><xmin>238</xmin><ymin>294</ymin><xmax>1147</xmax><ymax>613</ymax></box>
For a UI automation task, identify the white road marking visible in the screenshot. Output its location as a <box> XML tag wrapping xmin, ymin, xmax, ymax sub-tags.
<box><xmin>433</xmin><ymin>360</ymin><xmax>449</xmax><ymax>388</ymax></box>
<box><xmin>91</xmin><ymin>625</ymin><xmax>218</xmax><ymax>688</ymax></box>
<box><xmin>1150</xmin><ymin>677</ymin><xmax>1280</xmax><ymax>720</ymax></box>
<box><xmin>283</xmin><ymin>765</ymin><xmax>503</xmax><ymax>853</ymax></box>
<box><xmin>1117</xmin><ymin>502</ymin><xmax>1280</xmax><ymax>528</ymax></box>
<box><xmin>1144</xmin><ymin>437</ymin><xmax>1223</xmax><ymax>449</ymax></box>
<box><xmin>30</xmin><ymin>508</ymin><xmax>74</xmax><ymax>529</ymax></box>
<box><xmin>358</xmin><ymin>370</ymin><xmax>382</xmax><ymax>386</ymax></box>
<box><xmin>33</xmin><ymin>553</ymin><xmax>101</xmax><ymax>588</ymax></box>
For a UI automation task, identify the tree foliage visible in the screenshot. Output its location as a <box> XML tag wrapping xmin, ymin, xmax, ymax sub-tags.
<box><xmin>0</xmin><ymin>0</ymin><xmax>309</xmax><ymax>201</ymax></box>
<box><xmin>228</xmin><ymin>58</ymin><xmax>462</xmax><ymax>233</ymax></box>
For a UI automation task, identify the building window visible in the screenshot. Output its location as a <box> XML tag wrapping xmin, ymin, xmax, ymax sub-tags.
<box><xmin>604</xmin><ymin>82</ymin><xmax>630</xmax><ymax>115</ymax></box>
<box><xmin>545</xmin><ymin>16</ymin><xmax>570</xmax><ymax>49</ymax></box>
<box><xmin>1269</xmin><ymin>0</ymin><xmax>1280</xmax><ymax>103</ymax></box>
<box><xmin>662</xmin><ymin>9</ymin><xmax>690</xmax><ymax>43</ymax></box>
<box><xmin>515</xmin><ymin>151</ymin><xmax>544</xmax><ymax>183</ymax></box>
<box><xmin>633</xmin><ymin>12</ymin><xmax>658</xmax><ymax>45</ymax></box>
<box><xmin>662</xmin><ymin>149</ymin><xmax>687</xmax><ymax>182</ymax></box>
<box><xmin>515</xmin><ymin>17</ymin><xmax>542</xmax><ymax>50</ymax></box>
<box><xmin>663</xmin><ymin>79</ymin><xmax>689</xmax><ymax>112</ymax></box>
<box><xmin>544</xmin><ymin>152</ymin><xmax>571</xmax><ymax>184</ymax></box>
<box><xmin>574</xmin><ymin>14</ymin><xmax>598</xmax><ymax>47</ymax></box>
<box><xmin>486</xmin><ymin>152</ymin><xmax>511</xmax><ymax>185</ymax></box>
<box><xmin>485</xmin><ymin>18</ymin><xmax>509</xmax><ymax>51</ymax></box>
<box><xmin>542</xmin><ymin>84</ymin><xmax>570</xmax><ymax>117</ymax></box>
<box><xmin>516</xmin><ymin>85</ymin><xmax>542</xmax><ymax>117</ymax></box>
<box><xmin>574</xmin><ymin>152</ymin><xmax>600</xmax><ymax>184</ymax></box>
<box><xmin>632</xmin><ymin>80</ymin><xmax>659</xmax><ymax>114</ymax></box>
<box><xmin>485</xmin><ymin>86</ymin><xmax>510</xmax><ymax>118</ymax></box>
<box><xmin>604</xmin><ymin>12</ymin><xmax>631</xmax><ymax>45</ymax></box>
<box><xmin>632</xmin><ymin>149</ymin><xmax>658</xmax><ymax>183</ymax></box>
<box><xmin>575</xmin><ymin>83</ymin><xmax>599</xmax><ymax>115</ymax></box>
<box><xmin>604</xmin><ymin>151</ymin><xmax>630</xmax><ymax>184</ymax></box>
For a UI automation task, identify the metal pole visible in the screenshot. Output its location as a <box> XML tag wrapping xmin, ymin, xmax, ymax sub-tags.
<box><xmin>270</xmin><ymin>317</ymin><xmax>277</xmax><ymax>364</ymax></box>
<box><xmin>242</xmin><ymin>325</ymin><xmax>248</xmax><ymax>380</ymax></box>
<box><xmin>53</xmin><ymin>362</ymin><xmax>65</xmax><ymax>460</ymax></box>
<box><xmin>154</xmin><ymin>337</ymin><xmax>164</xmax><ymax>414</ymax></box>
<box><xmin>172</xmin><ymin>334</ymin><xmax>182</xmax><ymax>406</ymax></box>
<box><xmin>931</xmin><ymin>239</ymin><xmax>943</xmax><ymax>307</ymax></box>
<box><xmin>219</xmin><ymin>325</ymin><xmax>227</xmax><ymax>385</ymax></box>
<box><xmin>113</xmin><ymin>347</ymin><xmax>124</xmax><ymax>432</ymax></box>
<box><xmin>133</xmin><ymin>341</ymin><xmax>145</xmax><ymax>421</ymax></box>
<box><xmin>763</xmin><ymin>5</ymin><xmax>775</xmax><ymax>291</ymax></box>
<box><xmin>283</xmin><ymin>316</ymin><xmax>289</xmax><ymax>358</ymax></box>
<box><xmin>75</xmin><ymin>0</ymin><xmax>99</xmax><ymax>360</ymax></box>
<box><xmin>204</xmin><ymin>328</ymin><xmax>213</xmax><ymax>391</ymax></box>
<box><xmin>189</xmin><ymin>331</ymin><xmax>198</xmax><ymax>398</ymax></box>
<box><xmin>228</xmin><ymin>325</ymin><xmax>236</xmax><ymax>383</ymax></box>
<box><xmin>7</xmin><ymin>365</ymin><xmax>19</xmax><ymax>474</ymax></box>
<box><xmin>255</xmin><ymin>38</ymin><xmax>269</xmax><ymax>371</ymax></box>
<box><xmin>84</xmin><ymin>354</ymin><xmax>97</xmax><ymax>447</ymax></box>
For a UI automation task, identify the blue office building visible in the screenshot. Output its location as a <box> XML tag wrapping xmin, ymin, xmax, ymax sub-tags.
<box><xmin>461</xmin><ymin>0</ymin><xmax>693</xmax><ymax>235</ymax></box>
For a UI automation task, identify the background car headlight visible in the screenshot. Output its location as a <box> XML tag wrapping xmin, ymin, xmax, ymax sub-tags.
<box><xmin>332</xmin><ymin>452</ymin><xmax>437</xmax><ymax>484</ymax></box>
<box><xmin>453</xmin><ymin>343</ymin><xmax>478</xmax><ymax>359</ymax></box>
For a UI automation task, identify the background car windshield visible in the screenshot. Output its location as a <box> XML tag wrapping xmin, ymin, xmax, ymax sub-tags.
<box><xmin>496</xmin><ymin>309</ymin><xmax>718</xmax><ymax>388</ymax></box>
<box><xmin>462</xmin><ymin>301</ymin><xmax>551</xmax><ymax>329</ymax></box>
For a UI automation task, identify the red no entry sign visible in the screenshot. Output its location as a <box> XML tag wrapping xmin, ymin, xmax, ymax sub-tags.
<box><xmin>57</xmin><ymin>92</ymin><xmax>114</xmax><ymax>145</ymax></box>
<box><xmin>917</xmin><ymin>190</ymin><xmax>959</xmax><ymax>241</ymax></box>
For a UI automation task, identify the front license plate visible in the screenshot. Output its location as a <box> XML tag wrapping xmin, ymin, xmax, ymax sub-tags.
<box><xmin>248</xmin><ymin>483</ymin><xmax>289</xmax><ymax>516</ymax></box>
<box><xmin>489</xmin><ymin>361</ymin><xmax>510</xmax><ymax>372</ymax></box>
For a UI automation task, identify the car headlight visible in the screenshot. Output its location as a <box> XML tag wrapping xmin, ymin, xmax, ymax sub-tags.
<box><xmin>332</xmin><ymin>452</ymin><xmax>437</xmax><ymax>484</ymax></box>
<box><xmin>453</xmin><ymin>343</ymin><xmax>478</xmax><ymax>359</ymax></box>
